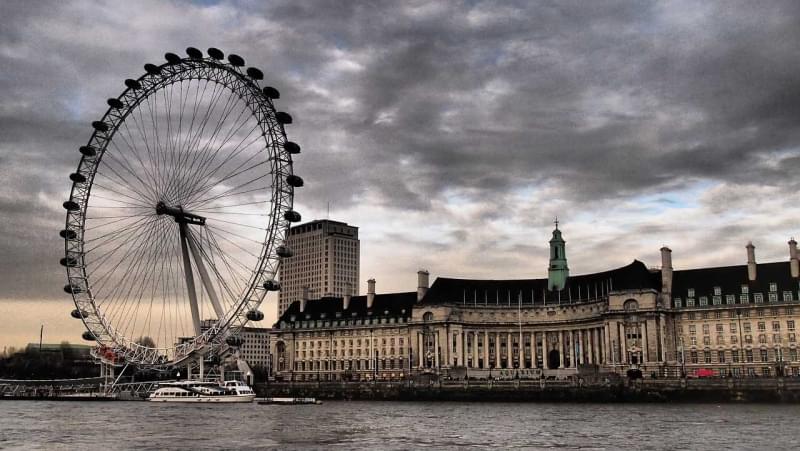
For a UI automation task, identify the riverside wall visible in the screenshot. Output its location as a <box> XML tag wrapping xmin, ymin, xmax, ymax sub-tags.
<box><xmin>256</xmin><ymin>377</ymin><xmax>800</xmax><ymax>403</ymax></box>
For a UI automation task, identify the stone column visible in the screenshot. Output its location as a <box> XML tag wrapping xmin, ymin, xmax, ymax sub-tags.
<box><xmin>531</xmin><ymin>332</ymin><xmax>538</xmax><ymax>368</ymax></box>
<box><xmin>433</xmin><ymin>330</ymin><xmax>440</xmax><ymax>369</ymax></box>
<box><xmin>559</xmin><ymin>330</ymin><xmax>565</xmax><ymax>368</ymax></box>
<box><xmin>472</xmin><ymin>332</ymin><xmax>478</xmax><ymax>368</ymax></box>
<box><xmin>459</xmin><ymin>331</ymin><xmax>465</xmax><ymax>366</ymax></box>
<box><xmin>604</xmin><ymin>324</ymin><xmax>612</xmax><ymax>365</ymax></box>
<box><xmin>494</xmin><ymin>333</ymin><xmax>501</xmax><ymax>369</ymax></box>
<box><xmin>483</xmin><ymin>332</ymin><xmax>489</xmax><ymax>369</ymax></box>
<box><xmin>641</xmin><ymin>322</ymin><xmax>649</xmax><ymax>364</ymax></box>
<box><xmin>417</xmin><ymin>332</ymin><xmax>424</xmax><ymax>368</ymax></box>
<box><xmin>543</xmin><ymin>331</ymin><xmax>549</xmax><ymax>369</ymax></box>
<box><xmin>506</xmin><ymin>333</ymin><xmax>513</xmax><ymax>368</ymax></box>
<box><xmin>520</xmin><ymin>331</ymin><xmax>526</xmax><ymax>368</ymax></box>
<box><xmin>619</xmin><ymin>322</ymin><xmax>627</xmax><ymax>365</ymax></box>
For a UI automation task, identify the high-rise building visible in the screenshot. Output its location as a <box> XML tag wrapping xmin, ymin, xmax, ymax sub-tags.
<box><xmin>278</xmin><ymin>220</ymin><xmax>360</xmax><ymax>315</ymax></box>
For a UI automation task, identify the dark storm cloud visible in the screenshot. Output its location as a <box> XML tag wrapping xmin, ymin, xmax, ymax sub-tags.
<box><xmin>1</xmin><ymin>0</ymin><xmax>800</xmax><ymax>305</ymax></box>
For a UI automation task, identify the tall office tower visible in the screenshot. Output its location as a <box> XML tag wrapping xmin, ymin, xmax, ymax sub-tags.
<box><xmin>278</xmin><ymin>220</ymin><xmax>360</xmax><ymax>315</ymax></box>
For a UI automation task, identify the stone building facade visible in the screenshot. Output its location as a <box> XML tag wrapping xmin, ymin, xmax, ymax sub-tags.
<box><xmin>270</xmin><ymin>226</ymin><xmax>800</xmax><ymax>380</ymax></box>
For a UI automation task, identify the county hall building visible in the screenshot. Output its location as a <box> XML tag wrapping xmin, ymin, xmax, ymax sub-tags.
<box><xmin>269</xmin><ymin>224</ymin><xmax>800</xmax><ymax>381</ymax></box>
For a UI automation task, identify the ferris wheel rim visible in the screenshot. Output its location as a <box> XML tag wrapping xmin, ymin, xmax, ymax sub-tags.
<box><xmin>62</xmin><ymin>48</ymin><xmax>298</xmax><ymax>367</ymax></box>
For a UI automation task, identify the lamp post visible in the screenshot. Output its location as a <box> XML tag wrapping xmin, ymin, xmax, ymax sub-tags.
<box><xmin>678</xmin><ymin>337</ymin><xmax>685</xmax><ymax>378</ymax></box>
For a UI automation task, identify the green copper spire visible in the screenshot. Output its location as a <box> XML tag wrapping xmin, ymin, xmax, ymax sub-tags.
<box><xmin>548</xmin><ymin>218</ymin><xmax>569</xmax><ymax>291</ymax></box>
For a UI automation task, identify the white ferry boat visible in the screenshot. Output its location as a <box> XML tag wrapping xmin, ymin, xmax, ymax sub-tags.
<box><xmin>148</xmin><ymin>380</ymin><xmax>255</xmax><ymax>403</ymax></box>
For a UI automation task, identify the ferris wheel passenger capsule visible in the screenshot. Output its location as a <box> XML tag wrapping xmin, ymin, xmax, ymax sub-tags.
<box><xmin>164</xmin><ymin>52</ymin><xmax>181</xmax><ymax>64</ymax></box>
<box><xmin>263</xmin><ymin>279</ymin><xmax>281</xmax><ymax>291</ymax></box>
<box><xmin>60</xmin><ymin>256</ymin><xmax>78</xmax><ymax>267</ymax></box>
<box><xmin>284</xmin><ymin>210</ymin><xmax>301</xmax><ymax>222</ymax></box>
<box><xmin>246</xmin><ymin>67</ymin><xmax>264</xmax><ymax>80</ymax></box>
<box><xmin>69</xmin><ymin>173</ymin><xmax>86</xmax><ymax>183</ymax></box>
<box><xmin>144</xmin><ymin>63</ymin><xmax>161</xmax><ymax>75</ymax></box>
<box><xmin>82</xmin><ymin>331</ymin><xmax>96</xmax><ymax>341</ymax></box>
<box><xmin>63</xmin><ymin>200</ymin><xmax>80</xmax><ymax>211</ymax></box>
<box><xmin>64</xmin><ymin>284</ymin><xmax>82</xmax><ymax>294</ymax></box>
<box><xmin>124</xmin><ymin>79</ymin><xmax>141</xmax><ymax>90</ymax></box>
<box><xmin>284</xmin><ymin>141</ymin><xmax>301</xmax><ymax>154</ymax></box>
<box><xmin>275</xmin><ymin>112</ymin><xmax>292</xmax><ymax>124</ymax></box>
<box><xmin>276</xmin><ymin>246</ymin><xmax>293</xmax><ymax>258</ymax></box>
<box><xmin>79</xmin><ymin>146</ymin><xmax>97</xmax><ymax>157</ymax></box>
<box><xmin>286</xmin><ymin>175</ymin><xmax>304</xmax><ymax>187</ymax></box>
<box><xmin>227</xmin><ymin>54</ymin><xmax>245</xmax><ymax>67</ymax></box>
<box><xmin>186</xmin><ymin>47</ymin><xmax>203</xmax><ymax>59</ymax></box>
<box><xmin>262</xmin><ymin>86</ymin><xmax>280</xmax><ymax>99</ymax></box>
<box><xmin>246</xmin><ymin>310</ymin><xmax>265</xmax><ymax>321</ymax></box>
<box><xmin>59</xmin><ymin>229</ymin><xmax>77</xmax><ymax>240</ymax></box>
<box><xmin>207</xmin><ymin>48</ymin><xmax>224</xmax><ymax>60</ymax></box>
<box><xmin>91</xmin><ymin>121</ymin><xmax>109</xmax><ymax>132</ymax></box>
<box><xmin>107</xmin><ymin>98</ymin><xmax>124</xmax><ymax>109</ymax></box>
<box><xmin>70</xmin><ymin>309</ymin><xmax>87</xmax><ymax>319</ymax></box>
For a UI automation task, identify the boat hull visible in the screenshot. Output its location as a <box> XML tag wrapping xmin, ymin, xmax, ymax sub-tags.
<box><xmin>147</xmin><ymin>394</ymin><xmax>255</xmax><ymax>403</ymax></box>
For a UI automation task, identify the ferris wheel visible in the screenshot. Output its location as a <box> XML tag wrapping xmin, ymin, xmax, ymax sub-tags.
<box><xmin>61</xmin><ymin>47</ymin><xmax>302</xmax><ymax>367</ymax></box>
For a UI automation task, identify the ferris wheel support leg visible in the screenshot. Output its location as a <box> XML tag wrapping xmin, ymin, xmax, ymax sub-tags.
<box><xmin>199</xmin><ymin>356</ymin><xmax>205</xmax><ymax>380</ymax></box>
<box><xmin>179</xmin><ymin>222</ymin><xmax>202</xmax><ymax>336</ymax></box>
<box><xmin>185</xmin><ymin>229</ymin><xmax>225</xmax><ymax>320</ymax></box>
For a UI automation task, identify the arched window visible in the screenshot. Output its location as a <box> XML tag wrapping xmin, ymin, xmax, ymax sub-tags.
<box><xmin>623</xmin><ymin>299</ymin><xmax>639</xmax><ymax>311</ymax></box>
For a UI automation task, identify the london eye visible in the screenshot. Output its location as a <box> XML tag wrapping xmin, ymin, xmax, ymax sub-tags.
<box><xmin>61</xmin><ymin>47</ymin><xmax>302</xmax><ymax>368</ymax></box>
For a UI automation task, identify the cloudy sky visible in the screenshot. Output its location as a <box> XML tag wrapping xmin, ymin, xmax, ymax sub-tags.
<box><xmin>1</xmin><ymin>0</ymin><xmax>799</xmax><ymax>348</ymax></box>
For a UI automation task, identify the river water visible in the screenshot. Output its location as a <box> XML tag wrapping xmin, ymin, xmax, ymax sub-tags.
<box><xmin>0</xmin><ymin>400</ymin><xmax>797</xmax><ymax>450</ymax></box>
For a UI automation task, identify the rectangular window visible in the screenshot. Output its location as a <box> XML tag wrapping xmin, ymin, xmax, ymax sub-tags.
<box><xmin>770</xmin><ymin>283</ymin><xmax>778</xmax><ymax>292</ymax></box>
<box><xmin>691</xmin><ymin>351</ymin><xmax>698</xmax><ymax>364</ymax></box>
<box><xmin>740</xmin><ymin>294</ymin><xmax>749</xmax><ymax>304</ymax></box>
<box><xmin>788</xmin><ymin>320</ymin><xmax>795</xmax><ymax>331</ymax></box>
<box><xmin>702</xmin><ymin>324</ymin><xmax>710</xmax><ymax>335</ymax></box>
<box><xmin>731</xmin><ymin>335</ymin><xmax>738</xmax><ymax>344</ymax></box>
<box><xmin>769</xmin><ymin>293</ymin><xmax>778</xmax><ymax>303</ymax></box>
<box><xmin>715</xmin><ymin>311</ymin><xmax>722</xmax><ymax>319</ymax></box>
<box><xmin>742</xmin><ymin>285</ymin><xmax>750</xmax><ymax>294</ymax></box>
<box><xmin>714</xmin><ymin>286</ymin><xmax>722</xmax><ymax>296</ymax></box>
<box><xmin>716</xmin><ymin>335</ymin><xmax>725</xmax><ymax>345</ymax></box>
<box><xmin>746</xmin><ymin>350</ymin><xmax>754</xmax><ymax>362</ymax></box>
<box><xmin>761</xmin><ymin>349</ymin><xmax>769</xmax><ymax>362</ymax></box>
<box><xmin>726</xmin><ymin>295</ymin><xmax>736</xmax><ymax>305</ymax></box>
<box><xmin>758</xmin><ymin>322</ymin><xmax>766</xmax><ymax>331</ymax></box>
<box><xmin>754</xmin><ymin>293</ymin><xmax>764</xmax><ymax>303</ymax></box>
<box><xmin>713</xmin><ymin>296</ymin><xmax>722</xmax><ymax>305</ymax></box>
<box><xmin>773</xmin><ymin>334</ymin><xmax>781</xmax><ymax>343</ymax></box>
<box><xmin>687</xmin><ymin>298</ymin><xmax>695</xmax><ymax>307</ymax></box>
<box><xmin>690</xmin><ymin>337</ymin><xmax>697</xmax><ymax>346</ymax></box>
<box><xmin>744</xmin><ymin>323</ymin><xmax>752</xmax><ymax>332</ymax></box>
<box><xmin>732</xmin><ymin>350</ymin><xmax>740</xmax><ymax>363</ymax></box>
<box><xmin>718</xmin><ymin>351</ymin><xmax>726</xmax><ymax>363</ymax></box>
<box><xmin>699</xmin><ymin>296</ymin><xmax>708</xmax><ymax>306</ymax></box>
<box><xmin>703</xmin><ymin>336</ymin><xmax>711</xmax><ymax>345</ymax></box>
<box><xmin>791</xmin><ymin>349</ymin><xmax>798</xmax><ymax>361</ymax></box>
<box><xmin>773</xmin><ymin>321</ymin><xmax>781</xmax><ymax>331</ymax></box>
<box><xmin>716</xmin><ymin>324</ymin><xmax>724</xmax><ymax>333</ymax></box>
<box><xmin>730</xmin><ymin>323</ymin><xmax>737</xmax><ymax>333</ymax></box>
<box><xmin>688</xmin><ymin>288</ymin><xmax>695</xmax><ymax>298</ymax></box>
<box><xmin>674</xmin><ymin>298</ymin><xmax>683</xmax><ymax>308</ymax></box>
<box><xmin>689</xmin><ymin>325</ymin><xmax>696</xmax><ymax>335</ymax></box>
<box><xmin>704</xmin><ymin>351</ymin><xmax>711</xmax><ymax>364</ymax></box>
<box><xmin>784</xmin><ymin>291</ymin><xmax>794</xmax><ymax>302</ymax></box>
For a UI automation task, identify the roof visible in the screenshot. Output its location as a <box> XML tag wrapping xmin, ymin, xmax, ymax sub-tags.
<box><xmin>420</xmin><ymin>260</ymin><xmax>660</xmax><ymax>306</ymax></box>
<box><xmin>275</xmin><ymin>292</ymin><xmax>417</xmax><ymax>326</ymax></box>
<box><xmin>672</xmin><ymin>261</ymin><xmax>797</xmax><ymax>298</ymax></box>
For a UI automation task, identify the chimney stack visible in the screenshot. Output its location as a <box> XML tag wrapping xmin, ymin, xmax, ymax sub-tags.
<box><xmin>417</xmin><ymin>269</ymin><xmax>430</xmax><ymax>302</ymax></box>
<box><xmin>660</xmin><ymin>246</ymin><xmax>673</xmax><ymax>298</ymax></box>
<box><xmin>367</xmin><ymin>278</ymin><xmax>376</xmax><ymax>309</ymax></box>
<box><xmin>343</xmin><ymin>282</ymin><xmax>352</xmax><ymax>310</ymax></box>
<box><xmin>790</xmin><ymin>238</ymin><xmax>799</xmax><ymax>278</ymax></box>
<box><xmin>300</xmin><ymin>286</ymin><xmax>309</xmax><ymax>312</ymax></box>
<box><xmin>746</xmin><ymin>242</ymin><xmax>757</xmax><ymax>282</ymax></box>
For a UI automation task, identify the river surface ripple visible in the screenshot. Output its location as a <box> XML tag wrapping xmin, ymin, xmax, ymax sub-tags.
<box><xmin>0</xmin><ymin>400</ymin><xmax>798</xmax><ymax>450</ymax></box>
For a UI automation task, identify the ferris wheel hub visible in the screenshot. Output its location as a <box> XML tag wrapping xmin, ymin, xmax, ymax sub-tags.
<box><xmin>155</xmin><ymin>201</ymin><xmax>206</xmax><ymax>225</ymax></box>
